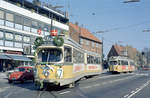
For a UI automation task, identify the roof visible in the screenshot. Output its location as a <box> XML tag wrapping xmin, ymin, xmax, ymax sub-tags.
<box><xmin>113</xmin><ymin>44</ymin><xmax>138</xmax><ymax>56</ymax></box>
<box><xmin>69</xmin><ymin>23</ymin><xmax>102</xmax><ymax>43</ymax></box>
<box><xmin>114</xmin><ymin>44</ymin><xmax>125</xmax><ymax>55</ymax></box>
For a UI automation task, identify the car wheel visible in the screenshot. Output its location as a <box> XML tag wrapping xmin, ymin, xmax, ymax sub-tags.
<box><xmin>8</xmin><ymin>80</ymin><xmax>12</xmax><ymax>83</ymax></box>
<box><xmin>21</xmin><ymin>79</ymin><xmax>25</xmax><ymax>83</ymax></box>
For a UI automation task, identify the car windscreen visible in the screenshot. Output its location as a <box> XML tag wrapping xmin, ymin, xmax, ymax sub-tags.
<box><xmin>16</xmin><ymin>68</ymin><xmax>26</xmax><ymax>72</ymax></box>
<box><xmin>109</xmin><ymin>61</ymin><xmax>118</xmax><ymax>65</ymax></box>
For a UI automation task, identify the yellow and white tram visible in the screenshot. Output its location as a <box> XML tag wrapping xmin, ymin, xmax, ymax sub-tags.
<box><xmin>34</xmin><ymin>36</ymin><xmax>102</xmax><ymax>89</ymax></box>
<box><xmin>108</xmin><ymin>56</ymin><xmax>136</xmax><ymax>73</ymax></box>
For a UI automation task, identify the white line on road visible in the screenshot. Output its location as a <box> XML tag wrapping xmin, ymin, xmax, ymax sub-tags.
<box><xmin>81</xmin><ymin>75</ymin><xmax>136</xmax><ymax>90</ymax></box>
<box><xmin>131</xmin><ymin>91</ymin><xmax>135</xmax><ymax>93</ymax></box>
<box><xmin>59</xmin><ymin>91</ymin><xmax>70</xmax><ymax>95</ymax></box>
<box><xmin>124</xmin><ymin>94</ymin><xmax>129</xmax><ymax>98</ymax></box>
<box><xmin>82</xmin><ymin>86</ymin><xmax>93</xmax><ymax>89</ymax></box>
<box><xmin>123</xmin><ymin>79</ymin><xmax>150</xmax><ymax>98</ymax></box>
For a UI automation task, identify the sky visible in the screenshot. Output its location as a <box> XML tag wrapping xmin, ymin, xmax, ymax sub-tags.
<box><xmin>29</xmin><ymin>0</ymin><xmax>150</xmax><ymax>56</ymax></box>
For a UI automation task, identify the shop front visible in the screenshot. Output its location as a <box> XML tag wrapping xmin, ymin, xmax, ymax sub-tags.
<box><xmin>0</xmin><ymin>54</ymin><xmax>32</xmax><ymax>72</ymax></box>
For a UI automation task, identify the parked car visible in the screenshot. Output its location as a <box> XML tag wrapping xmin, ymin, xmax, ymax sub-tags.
<box><xmin>143</xmin><ymin>66</ymin><xmax>150</xmax><ymax>70</ymax></box>
<box><xmin>8</xmin><ymin>66</ymin><xmax>34</xmax><ymax>83</ymax></box>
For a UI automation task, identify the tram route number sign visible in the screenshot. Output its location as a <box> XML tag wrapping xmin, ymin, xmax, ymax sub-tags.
<box><xmin>43</xmin><ymin>36</ymin><xmax>54</xmax><ymax>45</ymax></box>
<box><xmin>44</xmin><ymin>36</ymin><xmax>53</xmax><ymax>42</ymax></box>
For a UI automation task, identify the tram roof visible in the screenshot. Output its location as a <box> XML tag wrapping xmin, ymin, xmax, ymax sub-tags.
<box><xmin>109</xmin><ymin>56</ymin><xmax>133</xmax><ymax>61</ymax></box>
<box><xmin>38</xmin><ymin>36</ymin><xmax>101</xmax><ymax>57</ymax></box>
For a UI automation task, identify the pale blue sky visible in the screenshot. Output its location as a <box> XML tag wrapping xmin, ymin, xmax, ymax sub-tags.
<box><xmin>29</xmin><ymin>0</ymin><xmax>150</xmax><ymax>56</ymax></box>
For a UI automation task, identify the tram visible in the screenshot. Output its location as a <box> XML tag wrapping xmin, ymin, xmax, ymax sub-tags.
<box><xmin>34</xmin><ymin>36</ymin><xmax>102</xmax><ymax>89</ymax></box>
<box><xmin>108</xmin><ymin>56</ymin><xmax>136</xmax><ymax>73</ymax></box>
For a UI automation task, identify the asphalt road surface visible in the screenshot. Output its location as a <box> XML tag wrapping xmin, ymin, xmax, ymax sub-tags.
<box><xmin>0</xmin><ymin>70</ymin><xmax>150</xmax><ymax>98</ymax></box>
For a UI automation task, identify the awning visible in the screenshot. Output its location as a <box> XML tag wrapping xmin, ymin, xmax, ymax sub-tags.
<box><xmin>0</xmin><ymin>54</ymin><xmax>11</xmax><ymax>60</ymax></box>
<box><xmin>6</xmin><ymin>55</ymin><xmax>32</xmax><ymax>62</ymax></box>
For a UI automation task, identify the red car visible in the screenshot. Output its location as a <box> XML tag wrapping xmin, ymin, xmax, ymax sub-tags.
<box><xmin>8</xmin><ymin>66</ymin><xmax>34</xmax><ymax>83</ymax></box>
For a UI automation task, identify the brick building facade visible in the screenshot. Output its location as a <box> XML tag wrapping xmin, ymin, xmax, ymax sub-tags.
<box><xmin>69</xmin><ymin>22</ymin><xmax>102</xmax><ymax>55</ymax></box>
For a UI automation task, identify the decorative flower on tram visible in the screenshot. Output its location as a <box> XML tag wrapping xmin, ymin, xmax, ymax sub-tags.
<box><xmin>41</xmin><ymin>65</ymin><xmax>54</xmax><ymax>77</ymax></box>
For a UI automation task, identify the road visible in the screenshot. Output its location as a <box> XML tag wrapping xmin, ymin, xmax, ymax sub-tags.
<box><xmin>0</xmin><ymin>70</ymin><xmax>150</xmax><ymax>98</ymax></box>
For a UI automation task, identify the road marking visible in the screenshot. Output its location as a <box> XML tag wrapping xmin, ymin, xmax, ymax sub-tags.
<box><xmin>124</xmin><ymin>94</ymin><xmax>129</xmax><ymax>98</ymax></box>
<box><xmin>81</xmin><ymin>75</ymin><xmax>136</xmax><ymax>89</ymax></box>
<box><xmin>131</xmin><ymin>91</ymin><xmax>135</xmax><ymax>93</ymax></box>
<box><xmin>136</xmin><ymin>73</ymin><xmax>149</xmax><ymax>76</ymax></box>
<box><xmin>123</xmin><ymin>79</ymin><xmax>150</xmax><ymax>98</ymax></box>
<box><xmin>82</xmin><ymin>86</ymin><xmax>92</xmax><ymax>89</ymax></box>
<box><xmin>59</xmin><ymin>91</ymin><xmax>70</xmax><ymax>95</ymax></box>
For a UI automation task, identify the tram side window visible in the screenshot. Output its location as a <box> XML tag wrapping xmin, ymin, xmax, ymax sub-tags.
<box><xmin>73</xmin><ymin>49</ymin><xmax>84</xmax><ymax>63</ymax></box>
<box><xmin>64</xmin><ymin>46</ymin><xmax>72</xmax><ymax>63</ymax></box>
<box><xmin>87</xmin><ymin>55</ymin><xmax>99</xmax><ymax>64</ymax></box>
<box><xmin>121</xmin><ymin>61</ymin><xmax>128</xmax><ymax>65</ymax></box>
<box><xmin>130</xmin><ymin>62</ymin><xmax>135</xmax><ymax>66</ymax></box>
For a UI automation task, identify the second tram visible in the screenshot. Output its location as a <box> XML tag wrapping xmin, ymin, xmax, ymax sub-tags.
<box><xmin>108</xmin><ymin>56</ymin><xmax>136</xmax><ymax>73</ymax></box>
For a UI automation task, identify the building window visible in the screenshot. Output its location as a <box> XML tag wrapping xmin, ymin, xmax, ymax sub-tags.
<box><xmin>23</xmin><ymin>36</ymin><xmax>30</xmax><ymax>43</ymax></box>
<box><xmin>5</xmin><ymin>33</ymin><xmax>13</xmax><ymax>40</ymax></box>
<box><xmin>86</xmin><ymin>39</ymin><xmax>90</xmax><ymax>46</ymax></box>
<box><xmin>24</xmin><ymin>26</ymin><xmax>30</xmax><ymax>32</ymax></box>
<box><xmin>96</xmin><ymin>43</ymin><xmax>99</xmax><ymax>48</ymax></box>
<box><xmin>0</xmin><ymin>10</ymin><xmax>4</xmax><ymax>26</ymax></box>
<box><xmin>5</xmin><ymin>41</ymin><xmax>13</xmax><ymax>47</ymax></box>
<box><xmin>23</xmin><ymin>43</ymin><xmax>30</xmax><ymax>47</ymax></box>
<box><xmin>0</xmin><ymin>40</ymin><xmax>4</xmax><ymax>46</ymax></box>
<box><xmin>32</xmin><ymin>20</ymin><xmax>38</xmax><ymax>28</ymax></box>
<box><xmin>0</xmin><ymin>10</ymin><xmax>4</xmax><ymax>19</ymax></box>
<box><xmin>44</xmin><ymin>31</ymin><xmax>49</xmax><ymax>36</ymax></box>
<box><xmin>92</xmin><ymin>42</ymin><xmax>95</xmax><ymax>47</ymax></box>
<box><xmin>80</xmin><ymin>38</ymin><xmax>83</xmax><ymax>45</ymax></box>
<box><xmin>44</xmin><ymin>24</ymin><xmax>49</xmax><ymax>32</ymax></box>
<box><xmin>15</xmin><ymin>24</ymin><xmax>23</xmax><ymax>30</ymax></box>
<box><xmin>5</xmin><ymin>21</ymin><xmax>14</xmax><ymax>28</ymax></box>
<box><xmin>6</xmin><ymin>13</ymin><xmax>14</xmax><ymax>22</ymax></box>
<box><xmin>31</xmin><ymin>28</ymin><xmax>37</xmax><ymax>33</ymax></box>
<box><xmin>24</xmin><ymin>18</ymin><xmax>31</xmax><ymax>26</ymax></box>
<box><xmin>15</xmin><ymin>34</ymin><xmax>22</xmax><ymax>42</ymax></box>
<box><xmin>0</xmin><ymin>20</ymin><xmax>4</xmax><ymax>25</ymax></box>
<box><xmin>15</xmin><ymin>15</ymin><xmax>23</xmax><ymax>24</ymax></box>
<box><xmin>0</xmin><ymin>31</ymin><xmax>4</xmax><ymax>39</ymax></box>
<box><xmin>14</xmin><ymin>42</ymin><xmax>22</xmax><ymax>48</ymax></box>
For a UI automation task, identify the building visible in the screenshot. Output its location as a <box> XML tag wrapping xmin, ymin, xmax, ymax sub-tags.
<box><xmin>107</xmin><ymin>44</ymin><xmax>139</xmax><ymax>66</ymax></box>
<box><xmin>0</xmin><ymin>0</ymin><xmax>69</xmax><ymax>71</ymax></box>
<box><xmin>69</xmin><ymin>22</ymin><xmax>102</xmax><ymax>55</ymax></box>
